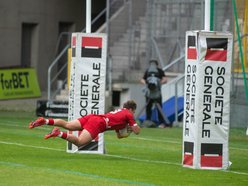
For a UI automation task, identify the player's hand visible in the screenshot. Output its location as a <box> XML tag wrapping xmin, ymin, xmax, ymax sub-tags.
<box><xmin>127</xmin><ymin>125</ymin><xmax>132</xmax><ymax>134</ymax></box>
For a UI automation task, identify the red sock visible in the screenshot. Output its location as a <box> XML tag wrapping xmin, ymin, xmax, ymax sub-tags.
<box><xmin>61</xmin><ymin>132</ymin><xmax>67</xmax><ymax>139</ymax></box>
<box><xmin>48</xmin><ymin>118</ymin><xmax>54</xmax><ymax>125</ymax></box>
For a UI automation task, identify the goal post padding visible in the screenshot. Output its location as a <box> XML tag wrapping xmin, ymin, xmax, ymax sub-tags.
<box><xmin>182</xmin><ymin>31</ymin><xmax>233</xmax><ymax>170</ymax></box>
<box><xmin>67</xmin><ymin>33</ymin><xmax>107</xmax><ymax>154</ymax></box>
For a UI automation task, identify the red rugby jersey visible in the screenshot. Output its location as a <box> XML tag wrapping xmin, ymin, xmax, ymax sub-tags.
<box><xmin>103</xmin><ymin>108</ymin><xmax>136</xmax><ymax>131</ymax></box>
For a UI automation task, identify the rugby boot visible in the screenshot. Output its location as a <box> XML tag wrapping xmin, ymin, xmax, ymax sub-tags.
<box><xmin>29</xmin><ymin>117</ymin><xmax>46</xmax><ymax>129</ymax></box>
<box><xmin>44</xmin><ymin>127</ymin><xmax>61</xmax><ymax>139</ymax></box>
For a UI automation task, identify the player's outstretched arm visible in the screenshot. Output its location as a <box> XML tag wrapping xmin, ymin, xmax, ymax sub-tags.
<box><xmin>115</xmin><ymin>124</ymin><xmax>141</xmax><ymax>139</ymax></box>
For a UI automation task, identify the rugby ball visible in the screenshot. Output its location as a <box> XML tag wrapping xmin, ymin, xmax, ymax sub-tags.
<box><xmin>119</xmin><ymin>125</ymin><xmax>131</xmax><ymax>136</ymax></box>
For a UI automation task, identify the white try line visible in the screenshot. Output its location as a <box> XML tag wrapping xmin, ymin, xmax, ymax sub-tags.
<box><xmin>0</xmin><ymin>140</ymin><xmax>248</xmax><ymax>176</ymax></box>
<box><xmin>104</xmin><ymin>154</ymin><xmax>181</xmax><ymax>166</ymax></box>
<box><xmin>1</xmin><ymin>119</ymin><xmax>248</xmax><ymax>152</ymax></box>
<box><xmin>132</xmin><ymin>136</ymin><xmax>181</xmax><ymax>144</ymax></box>
<box><xmin>1</xmin><ymin>121</ymin><xmax>247</xmax><ymax>152</ymax></box>
<box><xmin>132</xmin><ymin>137</ymin><xmax>248</xmax><ymax>152</ymax></box>
<box><xmin>0</xmin><ymin>141</ymin><xmax>64</xmax><ymax>152</ymax></box>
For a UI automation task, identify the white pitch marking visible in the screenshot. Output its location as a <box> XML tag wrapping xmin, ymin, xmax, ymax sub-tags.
<box><xmin>1</xmin><ymin>122</ymin><xmax>247</xmax><ymax>152</ymax></box>
<box><xmin>0</xmin><ymin>141</ymin><xmax>64</xmax><ymax>151</ymax></box>
<box><xmin>0</xmin><ymin>140</ymin><xmax>248</xmax><ymax>176</ymax></box>
<box><xmin>132</xmin><ymin>136</ymin><xmax>181</xmax><ymax>144</ymax></box>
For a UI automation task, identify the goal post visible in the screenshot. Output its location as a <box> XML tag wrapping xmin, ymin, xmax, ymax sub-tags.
<box><xmin>182</xmin><ymin>30</ymin><xmax>233</xmax><ymax>170</ymax></box>
<box><xmin>67</xmin><ymin>33</ymin><xmax>107</xmax><ymax>154</ymax></box>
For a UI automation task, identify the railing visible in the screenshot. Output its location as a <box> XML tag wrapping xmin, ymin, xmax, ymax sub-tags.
<box><xmin>151</xmin><ymin>32</ymin><xmax>185</xmax><ymax>125</ymax></box>
<box><xmin>162</xmin><ymin>63</ymin><xmax>185</xmax><ymax>125</ymax></box>
<box><xmin>47</xmin><ymin>45</ymin><xmax>70</xmax><ymax>100</ymax></box>
<box><xmin>163</xmin><ymin>55</ymin><xmax>185</xmax><ymax>72</ymax></box>
<box><xmin>151</xmin><ymin>37</ymin><xmax>164</xmax><ymax>67</ymax></box>
<box><xmin>162</xmin><ymin>74</ymin><xmax>185</xmax><ymax>125</ymax></box>
<box><xmin>47</xmin><ymin>1</ymin><xmax>119</xmax><ymax>101</ymax></box>
<box><xmin>48</xmin><ymin>14</ymin><xmax>107</xmax><ymax>101</ymax></box>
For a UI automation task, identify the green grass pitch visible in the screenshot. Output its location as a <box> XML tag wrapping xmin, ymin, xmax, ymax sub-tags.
<box><xmin>0</xmin><ymin>111</ymin><xmax>247</xmax><ymax>186</ymax></box>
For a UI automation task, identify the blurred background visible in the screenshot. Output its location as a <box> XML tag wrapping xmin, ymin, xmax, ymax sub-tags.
<box><xmin>0</xmin><ymin>0</ymin><xmax>247</xmax><ymax>128</ymax></box>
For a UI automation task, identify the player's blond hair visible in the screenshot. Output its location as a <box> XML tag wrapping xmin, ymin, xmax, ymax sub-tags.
<box><xmin>123</xmin><ymin>100</ymin><xmax>137</xmax><ymax>110</ymax></box>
